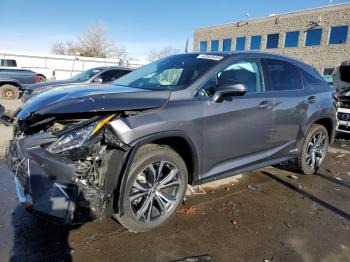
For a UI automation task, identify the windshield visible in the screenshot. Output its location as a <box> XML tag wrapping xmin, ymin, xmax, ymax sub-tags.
<box><xmin>71</xmin><ymin>68</ymin><xmax>103</xmax><ymax>82</ymax></box>
<box><xmin>113</xmin><ymin>54</ymin><xmax>223</xmax><ymax>90</ymax></box>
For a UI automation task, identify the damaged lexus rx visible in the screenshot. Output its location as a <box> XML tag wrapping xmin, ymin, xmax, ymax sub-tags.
<box><xmin>0</xmin><ymin>52</ymin><xmax>337</xmax><ymax>232</ymax></box>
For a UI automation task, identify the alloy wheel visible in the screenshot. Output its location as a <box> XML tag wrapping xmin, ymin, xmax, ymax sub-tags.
<box><xmin>129</xmin><ymin>160</ymin><xmax>181</xmax><ymax>223</ymax></box>
<box><xmin>306</xmin><ymin>131</ymin><xmax>326</xmax><ymax>170</ymax></box>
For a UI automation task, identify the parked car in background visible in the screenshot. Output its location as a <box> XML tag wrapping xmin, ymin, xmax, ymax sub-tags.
<box><xmin>0</xmin><ymin>68</ymin><xmax>42</xmax><ymax>99</ymax></box>
<box><xmin>333</xmin><ymin>60</ymin><xmax>350</xmax><ymax>92</ymax></box>
<box><xmin>23</xmin><ymin>66</ymin><xmax>133</xmax><ymax>101</ymax></box>
<box><xmin>337</xmin><ymin>89</ymin><xmax>350</xmax><ymax>134</ymax></box>
<box><xmin>1</xmin><ymin>52</ymin><xmax>336</xmax><ymax>232</ymax></box>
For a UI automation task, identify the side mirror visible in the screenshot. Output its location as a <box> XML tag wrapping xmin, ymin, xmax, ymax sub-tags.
<box><xmin>213</xmin><ymin>82</ymin><xmax>247</xmax><ymax>103</ymax></box>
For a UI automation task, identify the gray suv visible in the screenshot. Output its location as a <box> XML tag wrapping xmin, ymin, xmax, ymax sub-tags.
<box><xmin>1</xmin><ymin>52</ymin><xmax>336</xmax><ymax>232</ymax></box>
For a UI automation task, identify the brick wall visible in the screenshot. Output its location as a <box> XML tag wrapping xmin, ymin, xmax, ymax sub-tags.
<box><xmin>193</xmin><ymin>4</ymin><xmax>350</xmax><ymax>74</ymax></box>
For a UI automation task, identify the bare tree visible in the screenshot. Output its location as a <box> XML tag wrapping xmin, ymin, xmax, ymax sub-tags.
<box><xmin>147</xmin><ymin>46</ymin><xmax>179</xmax><ymax>62</ymax></box>
<box><xmin>51</xmin><ymin>22</ymin><xmax>127</xmax><ymax>60</ymax></box>
<box><xmin>51</xmin><ymin>41</ymin><xmax>67</xmax><ymax>55</ymax></box>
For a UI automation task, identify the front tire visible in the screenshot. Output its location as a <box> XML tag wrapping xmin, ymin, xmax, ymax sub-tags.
<box><xmin>296</xmin><ymin>124</ymin><xmax>329</xmax><ymax>175</ymax></box>
<box><xmin>114</xmin><ymin>144</ymin><xmax>188</xmax><ymax>232</ymax></box>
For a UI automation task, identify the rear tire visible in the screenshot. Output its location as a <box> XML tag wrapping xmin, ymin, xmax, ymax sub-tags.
<box><xmin>114</xmin><ymin>144</ymin><xmax>188</xmax><ymax>232</ymax></box>
<box><xmin>296</xmin><ymin>124</ymin><xmax>329</xmax><ymax>175</ymax></box>
<box><xmin>0</xmin><ymin>84</ymin><xmax>19</xmax><ymax>100</ymax></box>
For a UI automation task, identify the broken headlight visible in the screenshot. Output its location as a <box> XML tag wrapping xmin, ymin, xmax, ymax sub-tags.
<box><xmin>47</xmin><ymin>115</ymin><xmax>114</xmax><ymax>154</ymax></box>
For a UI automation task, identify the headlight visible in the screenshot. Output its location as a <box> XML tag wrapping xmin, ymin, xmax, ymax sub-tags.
<box><xmin>47</xmin><ymin>115</ymin><xmax>114</xmax><ymax>154</ymax></box>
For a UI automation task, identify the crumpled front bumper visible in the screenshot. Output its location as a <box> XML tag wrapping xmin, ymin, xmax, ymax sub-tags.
<box><xmin>6</xmin><ymin>133</ymin><xmax>77</xmax><ymax>224</ymax></box>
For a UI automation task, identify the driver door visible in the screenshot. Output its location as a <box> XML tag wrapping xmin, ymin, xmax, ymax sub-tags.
<box><xmin>199</xmin><ymin>58</ymin><xmax>274</xmax><ymax>179</ymax></box>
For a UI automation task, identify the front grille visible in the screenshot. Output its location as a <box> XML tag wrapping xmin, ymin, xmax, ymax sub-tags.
<box><xmin>338</xmin><ymin>112</ymin><xmax>350</xmax><ymax>121</ymax></box>
<box><xmin>15</xmin><ymin>158</ymin><xmax>29</xmax><ymax>191</ymax></box>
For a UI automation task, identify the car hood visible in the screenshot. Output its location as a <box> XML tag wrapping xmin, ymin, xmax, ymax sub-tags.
<box><xmin>26</xmin><ymin>79</ymin><xmax>81</xmax><ymax>90</ymax></box>
<box><xmin>16</xmin><ymin>84</ymin><xmax>171</xmax><ymax>121</ymax></box>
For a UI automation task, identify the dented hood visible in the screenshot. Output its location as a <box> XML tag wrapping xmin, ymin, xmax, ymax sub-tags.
<box><xmin>16</xmin><ymin>84</ymin><xmax>171</xmax><ymax>120</ymax></box>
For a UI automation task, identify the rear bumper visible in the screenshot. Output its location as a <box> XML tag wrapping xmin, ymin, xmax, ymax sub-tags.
<box><xmin>6</xmin><ymin>134</ymin><xmax>77</xmax><ymax>224</ymax></box>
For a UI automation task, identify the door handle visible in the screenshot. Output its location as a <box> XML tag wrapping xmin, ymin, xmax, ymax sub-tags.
<box><xmin>307</xmin><ymin>96</ymin><xmax>317</xmax><ymax>104</ymax></box>
<box><xmin>259</xmin><ymin>100</ymin><xmax>274</xmax><ymax>109</ymax></box>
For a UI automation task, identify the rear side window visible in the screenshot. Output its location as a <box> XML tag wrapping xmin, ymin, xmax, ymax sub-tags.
<box><xmin>265</xmin><ymin>59</ymin><xmax>303</xmax><ymax>91</ymax></box>
<box><xmin>300</xmin><ymin>69</ymin><xmax>325</xmax><ymax>86</ymax></box>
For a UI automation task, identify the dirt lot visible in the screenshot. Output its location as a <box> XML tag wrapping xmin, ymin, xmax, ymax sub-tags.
<box><xmin>0</xmin><ymin>99</ymin><xmax>349</xmax><ymax>262</ymax></box>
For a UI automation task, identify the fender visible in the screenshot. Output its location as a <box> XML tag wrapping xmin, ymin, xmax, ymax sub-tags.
<box><xmin>114</xmin><ymin>130</ymin><xmax>200</xmax><ymax>216</ymax></box>
<box><xmin>0</xmin><ymin>78</ymin><xmax>23</xmax><ymax>89</ymax></box>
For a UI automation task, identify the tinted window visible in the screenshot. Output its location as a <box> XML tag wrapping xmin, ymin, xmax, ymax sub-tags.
<box><xmin>329</xmin><ymin>25</ymin><xmax>348</xmax><ymax>44</ymax></box>
<box><xmin>211</xmin><ymin>40</ymin><xmax>219</xmax><ymax>52</ymax></box>
<box><xmin>284</xmin><ymin>31</ymin><xmax>299</xmax><ymax>48</ymax></box>
<box><xmin>300</xmin><ymin>69</ymin><xmax>325</xmax><ymax>86</ymax></box>
<box><xmin>223</xmin><ymin>38</ymin><xmax>232</xmax><ymax>51</ymax></box>
<box><xmin>236</xmin><ymin>37</ymin><xmax>246</xmax><ymax>51</ymax></box>
<box><xmin>98</xmin><ymin>70</ymin><xmax>120</xmax><ymax>83</ymax></box>
<box><xmin>118</xmin><ymin>70</ymin><xmax>131</xmax><ymax>78</ymax></box>
<box><xmin>265</xmin><ymin>59</ymin><xmax>302</xmax><ymax>91</ymax></box>
<box><xmin>199</xmin><ymin>59</ymin><xmax>264</xmax><ymax>97</ymax></box>
<box><xmin>266</xmin><ymin>33</ymin><xmax>279</xmax><ymax>49</ymax></box>
<box><xmin>0</xmin><ymin>59</ymin><xmax>17</xmax><ymax>67</ymax></box>
<box><xmin>200</xmin><ymin>41</ymin><xmax>207</xmax><ymax>52</ymax></box>
<box><xmin>250</xmin><ymin>35</ymin><xmax>262</xmax><ymax>50</ymax></box>
<box><xmin>305</xmin><ymin>28</ymin><xmax>322</xmax><ymax>46</ymax></box>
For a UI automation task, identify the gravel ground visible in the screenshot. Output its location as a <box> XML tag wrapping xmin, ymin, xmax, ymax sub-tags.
<box><xmin>0</xmin><ymin>98</ymin><xmax>349</xmax><ymax>261</ymax></box>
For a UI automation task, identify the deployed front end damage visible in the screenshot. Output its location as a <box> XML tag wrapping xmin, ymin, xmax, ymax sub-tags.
<box><xmin>0</xmin><ymin>85</ymin><xmax>170</xmax><ymax>224</ymax></box>
<box><xmin>5</xmin><ymin>112</ymin><xmax>131</xmax><ymax>224</ymax></box>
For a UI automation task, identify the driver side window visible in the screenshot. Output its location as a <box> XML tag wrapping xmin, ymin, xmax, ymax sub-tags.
<box><xmin>198</xmin><ymin>58</ymin><xmax>264</xmax><ymax>97</ymax></box>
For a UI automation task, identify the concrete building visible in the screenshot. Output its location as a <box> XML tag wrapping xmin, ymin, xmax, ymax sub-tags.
<box><xmin>193</xmin><ymin>3</ymin><xmax>350</xmax><ymax>79</ymax></box>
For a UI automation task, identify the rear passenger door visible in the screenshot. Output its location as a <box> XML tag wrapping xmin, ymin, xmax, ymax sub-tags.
<box><xmin>264</xmin><ymin>58</ymin><xmax>319</xmax><ymax>154</ymax></box>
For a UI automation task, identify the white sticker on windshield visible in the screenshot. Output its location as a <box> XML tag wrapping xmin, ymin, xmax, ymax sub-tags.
<box><xmin>196</xmin><ymin>54</ymin><xmax>223</xmax><ymax>61</ymax></box>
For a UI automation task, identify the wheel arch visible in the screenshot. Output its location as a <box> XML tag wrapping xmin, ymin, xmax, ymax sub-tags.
<box><xmin>313</xmin><ymin>118</ymin><xmax>336</xmax><ymax>143</ymax></box>
<box><xmin>0</xmin><ymin>80</ymin><xmax>21</xmax><ymax>88</ymax></box>
<box><xmin>114</xmin><ymin>131</ymin><xmax>200</xmax><ymax>216</ymax></box>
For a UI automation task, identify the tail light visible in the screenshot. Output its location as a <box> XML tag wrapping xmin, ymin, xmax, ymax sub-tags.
<box><xmin>34</xmin><ymin>74</ymin><xmax>40</xmax><ymax>83</ymax></box>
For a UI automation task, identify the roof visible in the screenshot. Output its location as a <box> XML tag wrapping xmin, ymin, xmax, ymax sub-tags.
<box><xmin>90</xmin><ymin>66</ymin><xmax>134</xmax><ymax>71</ymax></box>
<box><xmin>175</xmin><ymin>51</ymin><xmax>322</xmax><ymax>79</ymax></box>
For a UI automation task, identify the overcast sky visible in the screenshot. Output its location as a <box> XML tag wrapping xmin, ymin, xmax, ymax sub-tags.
<box><xmin>0</xmin><ymin>0</ymin><xmax>348</xmax><ymax>60</ymax></box>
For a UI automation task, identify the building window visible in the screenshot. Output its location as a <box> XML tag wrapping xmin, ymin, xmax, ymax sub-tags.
<box><xmin>329</xmin><ymin>25</ymin><xmax>348</xmax><ymax>44</ymax></box>
<box><xmin>284</xmin><ymin>31</ymin><xmax>299</xmax><ymax>48</ymax></box>
<box><xmin>211</xmin><ymin>40</ymin><xmax>219</xmax><ymax>52</ymax></box>
<box><xmin>305</xmin><ymin>28</ymin><xmax>322</xmax><ymax>46</ymax></box>
<box><xmin>236</xmin><ymin>37</ymin><xmax>246</xmax><ymax>51</ymax></box>
<box><xmin>323</xmin><ymin>68</ymin><xmax>335</xmax><ymax>76</ymax></box>
<box><xmin>200</xmin><ymin>41</ymin><xmax>207</xmax><ymax>52</ymax></box>
<box><xmin>266</xmin><ymin>33</ymin><xmax>279</xmax><ymax>49</ymax></box>
<box><xmin>223</xmin><ymin>38</ymin><xmax>232</xmax><ymax>51</ymax></box>
<box><xmin>250</xmin><ymin>35</ymin><xmax>262</xmax><ymax>50</ymax></box>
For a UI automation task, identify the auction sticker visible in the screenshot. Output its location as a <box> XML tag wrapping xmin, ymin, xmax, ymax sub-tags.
<box><xmin>196</xmin><ymin>54</ymin><xmax>223</xmax><ymax>61</ymax></box>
